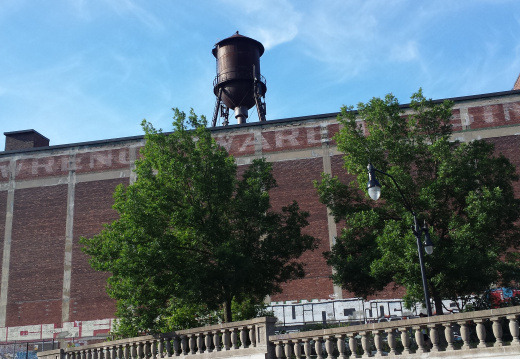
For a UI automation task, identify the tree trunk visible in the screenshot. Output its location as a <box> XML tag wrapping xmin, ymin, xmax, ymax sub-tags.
<box><xmin>223</xmin><ymin>299</ymin><xmax>233</xmax><ymax>322</ymax></box>
<box><xmin>433</xmin><ymin>294</ymin><xmax>444</xmax><ymax>315</ymax></box>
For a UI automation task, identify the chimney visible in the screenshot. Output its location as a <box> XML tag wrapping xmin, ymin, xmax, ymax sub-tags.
<box><xmin>4</xmin><ymin>130</ymin><xmax>50</xmax><ymax>151</ymax></box>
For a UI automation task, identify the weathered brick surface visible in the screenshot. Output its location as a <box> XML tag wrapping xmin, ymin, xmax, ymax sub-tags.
<box><xmin>328</xmin><ymin>124</ymin><xmax>340</xmax><ymax>144</ymax></box>
<box><xmin>0</xmin><ymin>161</ymin><xmax>9</xmax><ymax>183</ymax></box>
<box><xmin>69</xmin><ymin>178</ymin><xmax>128</xmax><ymax>322</ymax></box>
<box><xmin>269</xmin><ymin>158</ymin><xmax>334</xmax><ymax>301</ymax></box>
<box><xmin>468</xmin><ymin>104</ymin><xmax>507</xmax><ymax>129</ymax></box>
<box><xmin>11</xmin><ymin>148</ymin><xmax>132</xmax><ymax>181</ymax></box>
<box><xmin>450</xmin><ymin>108</ymin><xmax>462</xmax><ymax>130</ymax></box>
<box><xmin>216</xmin><ymin>133</ymin><xmax>256</xmax><ymax>156</ymax></box>
<box><xmin>464</xmin><ymin>102</ymin><xmax>520</xmax><ymax>129</ymax></box>
<box><xmin>6</xmin><ymin>186</ymin><xmax>68</xmax><ymax>327</ymax></box>
<box><xmin>15</xmin><ymin>156</ymin><xmax>67</xmax><ymax>181</ymax></box>
<box><xmin>75</xmin><ymin>149</ymin><xmax>130</xmax><ymax>175</ymax></box>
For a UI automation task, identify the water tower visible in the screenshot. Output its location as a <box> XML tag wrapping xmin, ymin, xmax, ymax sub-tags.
<box><xmin>212</xmin><ymin>32</ymin><xmax>267</xmax><ymax>126</ymax></box>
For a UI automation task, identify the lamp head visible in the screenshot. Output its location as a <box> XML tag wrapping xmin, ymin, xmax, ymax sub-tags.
<box><xmin>367</xmin><ymin>163</ymin><xmax>382</xmax><ymax>201</ymax></box>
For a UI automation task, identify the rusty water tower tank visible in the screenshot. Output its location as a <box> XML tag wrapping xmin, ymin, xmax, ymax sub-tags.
<box><xmin>212</xmin><ymin>32</ymin><xmax>267</xmax><ymax>126</ymax></box>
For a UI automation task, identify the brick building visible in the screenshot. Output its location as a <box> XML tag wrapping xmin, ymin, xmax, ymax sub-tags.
<box><xmin>1</xmin><ymin>89</ymin><xmax>520</xmax><ymax>343</ymax></box>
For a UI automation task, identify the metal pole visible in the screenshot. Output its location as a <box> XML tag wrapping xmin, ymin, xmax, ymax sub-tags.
<box><xmin>369</xmin><ymin>164</ymin><xmax>433</xmax><ymax>317</ymax></box>
<box><xmin>413</xmin><ymin>215</ymin><xmax>433</xmax><ymax>316</ymax></box>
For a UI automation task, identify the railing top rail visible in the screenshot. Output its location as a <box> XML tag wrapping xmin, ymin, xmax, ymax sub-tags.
<box><xmin>58</xmin><ymin>316</ymin><xmax>276</xmax><ymax>352</ymax></box>
<box><xmin>270</xmin><ymin>306</ymin><xmax>520</xmax><ymax>341</ymax></box>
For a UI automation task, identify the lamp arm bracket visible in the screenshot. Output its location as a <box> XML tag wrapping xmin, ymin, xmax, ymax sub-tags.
<box><xmin>373</xmin><ymin>168</ymin><xmax>415</xmax><ymax>215</ymax></box>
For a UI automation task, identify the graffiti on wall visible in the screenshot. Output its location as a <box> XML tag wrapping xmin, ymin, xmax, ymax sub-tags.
<box><xmin>0</xmin><ymin>319</ymin><xmax>113</xmax><ymax>343</ymax></box>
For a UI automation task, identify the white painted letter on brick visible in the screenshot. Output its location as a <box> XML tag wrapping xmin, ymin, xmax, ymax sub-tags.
<box><xmin>275</xmin><ymin>129</ymin><xmax>299</xmax><ymax>148</ymax></box>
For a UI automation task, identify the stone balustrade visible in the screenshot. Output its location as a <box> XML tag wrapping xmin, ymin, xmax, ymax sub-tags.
<box><xmin>270</xmin><ymin>306</ymin><xmax>520</xmax><ymax>358</ymax></box>
<box><xmin>38</xmin><ymin>317</ymin><xmax>276</xmax><ymax>359</ymax></box>
<box><xmin>38</xmin><ymin>307</ymin><xmax>520</xmax><ymax>359</ymax></box>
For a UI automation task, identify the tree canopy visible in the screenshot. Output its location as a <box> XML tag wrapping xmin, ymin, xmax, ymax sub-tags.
<box><xmin>81</xmin><ymin>109</ymin><xmax>318</xmax><ymax>336</ymax></box>
<box><xmin>315</xmin><ymin>90</ymin><xmax>520</xmax><ymax>314</ymax></box>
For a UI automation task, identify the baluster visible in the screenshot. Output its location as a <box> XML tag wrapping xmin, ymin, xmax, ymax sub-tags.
<box><xmin>80</xmin><ymin>350</ymin><xmax>86</xmax><ymax>359</ymax></box>
<box><xmin>111</xmin><ymin>346</ymin><xmax>116</xmax><ymax>359</ymax></box>
<box><xmin>459</xmin><ymin>321</ymin><xmax>471</xmax><ymax>350</ymax></box>
<box><xmin>205</xmin><ymin>331</ymin><xmax>213</xmax><ymax>353</ymax></box>
<box><xmin>275</xmin><ymin>341</ymin><xmax>284</xmax><ymax>359</ymax></box>
<box><xmin>476</xmin><ymin>319</ymin><xmax>487</xmax><ymax>349</ymax></box>
<box><xmin>153</xmin><ymin>340</ymin><xmax>159</xmax><ymax>359</ymax></box>
<box><xmin>398</xmin><ymin>327</ymin><xmax>411</xmax><ymax>355</ymax></box>
<box><xmin>428</xmin><ymin>324</ymin><xmax>440</xmax><ymax>352</ymax></box>
<box><xmin>348</xmin><ymin>334</ymin><xmax>359</xmax><ymax>359</ymax></box>
<box><xmin>414</xmin><ymin>327</ymin><xmax>427</xmax><ymax>353</ymax></box>
<box><xmin>197</xmin><ymin>333</ymin><xmax>204</xmax><ymax>354</ymax></box>
<box><xmin>223</xmin><ymin>329</ymin><xmax>231</xmax><ymax>350</ymax></box>
<box><xmin>373</xmin><ymin>330</ymin><xmax>383</xmax><ymax>357</ymax></box>
<box><xmin>214</xmin><ymin>330</ymin><xmax>222</xmax><ymax>351</ymax></box>
<box><xmin>240</xmin><ymin>326</ymin><xmax>248</xmax><ymax>348</ymax></box>
<box><xmin>145</xmin><ymin>342</ymin><xmax>152</xmax><ymax>359</ymax></box>
<box><xmin>384</xmin><ymin>329</ymin><xmax>396</xmax><ymax>356</ymax></box>
<box><xmin>123</xmin><ymin>344</ymin><xmax>129</xmax><ymax>359</ymax></box>
<box><xmin>248</xmin><ymin>325</ymin><xmax>256</xmax><ymax>347</ymax></box>
<box><xmin>157</xmin><ymin>339</ymin><xmax>164</xmax><ymax>358</ymax></box>
<box><xmin>117</xmin><ymin>346</ymin><xmax>123</xmax><ymax>359</ymax></box>
<box><xmin>294</xmin><ymin>339</ymin><xmax>303</xmax><ymax>359</ymax></box>
<box><xmin>171</xmin><ymin>336</ymin><xmax>178</xmax><ymax>356</ymax></box>
<box><xmin>360</xmin><ymin>332</ymin><xmax>370</xmax><ymax>358</ymax></box>
<box><xmin>324</xmin><ymin>336</ymin><xmax>334</xmax><ymax>359</ymax></box>
<box><xmin>189</xmin><ymin>334</ymin><xmax>197</xmax><ymax>354</ymax></box>
<box><xmin>492</xmin><ymin>317</ymin><xmax>504</xmax><ymax>347</ymax></box>
<box><xmin>131</xmin><ymin>344</ymin><xmax>137</xmax><ymax>359</ymax></box>
<box><xmin>507</xmin><ymin>315</ymin><xmax>520</xmax><ymax>346</ymax></box>
<box><xmin>87</xmin><ymin>349</ymin><xmax>92</xmax><ymax>359</ymax></box>
<box><xmin>314</xmin><ymin>337</ymin><xmax>324</xmax><ymax>359</ymax></box>
<box><xmin>181</xmin><ymin>335</ymin><xmax>189</xmax><ymax>355</ymax></box>
<box><xmin>137</xmin><ymin>342</ymin><xmax>144</xmax><ymax>359</ymax></box>
<box><xmin>231</xmin><ymin>329</ymin><xmax>239</xmax><ymax>349</ymax></box>
<box><xmin>99</xmin><ymin>348</ymin><xmax>105</xmax><ymax>359</ymax></box>
<box><xmin>303</xmin><ymin>338</ymin><xmax>312</xmax><ymax>359</ymax></box>
<box><xmin>337</xmin><ymin>335</ymin><xmax>347</xmax><ymax>359</ymax></box>
<box><xmin>444</xmin><ymin>324</ymin><xmax>455</xmax><ymax>351</ymax></box>
<box><xmin>284</xmin><ymin>340</ymin><xmax>293</xmax><ymax>359</ymax></box>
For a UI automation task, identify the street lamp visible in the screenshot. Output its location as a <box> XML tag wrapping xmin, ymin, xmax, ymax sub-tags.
<box><xmin>367</xmin><ymin>163</ymin><xmax>434</xmax><ymax>316</ymax></box>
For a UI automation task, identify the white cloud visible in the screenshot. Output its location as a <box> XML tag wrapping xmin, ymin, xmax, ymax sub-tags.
<box><xmin>390</xmin><ymin>41</ymin><xmax>419</xmax><ymax>62</ymax></box>
<box><xmin>107</xmin><ymin>0</ymin><xmax>164</xmax><ymax>32</ymax></box>
<box><xmin>218</xmin><ymin>0</ymin><xmax>301</xmax><ymax>49</ymax></box>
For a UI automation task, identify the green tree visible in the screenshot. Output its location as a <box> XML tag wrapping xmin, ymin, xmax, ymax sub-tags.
<box><xmin>81</xmin><ymin>109</ymin><xmax>318</xmax><ymax>336</ymax></box>
<box><xmin>315</xmin><ymin>90</ymin><xmax>520</xmax><ymax>314</ymax></box>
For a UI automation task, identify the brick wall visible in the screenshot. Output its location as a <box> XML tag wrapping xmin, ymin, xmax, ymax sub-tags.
<box><xmin>6</xmin><ymin>186</ymin><xmax>68</xmax><ymax>327</ymax></box>
<box><xmin>69</xmin><ymin>179</ymin><xmax>127</xmax><ymax>323</ymax></box>
<box><xmin>269</xmin><ymin>158</ymin><xmax>334</xmax><ymax>301</ymax></box>
<box><xmin>0</xmin><ymin>90</ymin><xmax>519</xmax><ymax>333</ymax></box>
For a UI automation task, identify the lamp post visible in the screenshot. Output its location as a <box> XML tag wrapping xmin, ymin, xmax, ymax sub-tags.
<box><xmin>367</xmin><ymin>163</ymin><xmax>434</xmax><ymax>316</ymax></box>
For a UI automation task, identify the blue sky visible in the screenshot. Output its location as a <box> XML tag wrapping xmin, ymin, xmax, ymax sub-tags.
<box><xmin>1</xmin><ymin>0</ymin><xmax>520</xmax><ymax>150</ymax></box>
